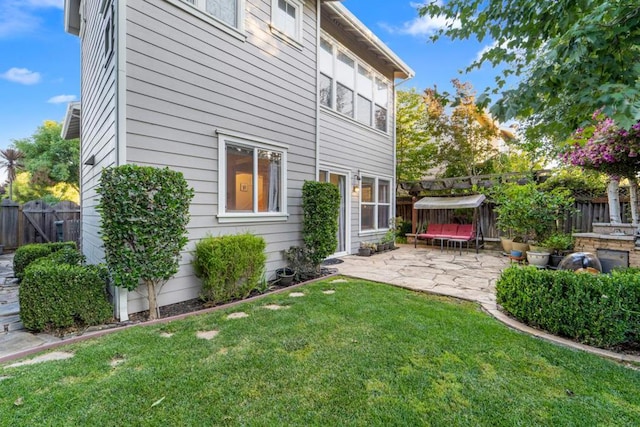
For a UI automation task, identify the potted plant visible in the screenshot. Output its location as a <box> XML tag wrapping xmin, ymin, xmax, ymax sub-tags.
<box><xmin>541</xmin><ymin>233</ymin><xmax>574</xmax><ymax>268</ymax></box>
<box><xmin>358</xmin><ymin>242</ymin><xmax>372</xmax><ymax>256</ymax></box>
<box><xmin>276</xmin><ymin>267</ymin><xmax>295</xmax><ymax>286</ymax></box>
<box><xmin>384</xmin><ymin>229</ymin><xmax>396</xmax><ymax>250</ymax></box>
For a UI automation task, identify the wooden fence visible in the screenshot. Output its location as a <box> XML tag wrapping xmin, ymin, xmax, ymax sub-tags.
<box><xmin>397</xmin><ymin>196</ymin><xmax>633</xmax><ymax>239</ymax></box>
<box><xmin>0</xmin><ymin>199</ymin><xmax>80</xmax><ymax>251</ymax></box>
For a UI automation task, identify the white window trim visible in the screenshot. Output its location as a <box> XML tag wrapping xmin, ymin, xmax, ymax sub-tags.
<box><xmin>358</xmin><ymin>174</ymin><xmax>393</xmax><ymax>234</ymax></box>
<box><xmin>270</xmin><ymin>0</ymin><xmax>304</xmax><ymax>49</ymax></box>
<box><xmin>167</xmin><ymin>0</ymin><xmax>247</xmax><ymax>41</ymax></box>
<box><xmin>320</xmin><ymin>32</ymin><xmax>391</xmax><ymax>134</ymax></box>
<box><xmin>216</xmin><ymin>129</ymin><xmax>289</xmax><ymax>224</ymax></box>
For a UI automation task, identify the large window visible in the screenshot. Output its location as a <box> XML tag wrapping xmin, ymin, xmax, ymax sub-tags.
<box><xmin>271</xmin><ymin>0</ymin><xmax>303</xmax><ymax>43</ymax></box>
<box><xmin>180</xmin><ymin>0</ymin><xmax>242</xmax><ymax>29</ymax></box>
<box><xmin>218</xmin><ymin>131</ymin><xmax>288</xmax><ymax>223</ymax></box>
<box><xmin>319</xmin><ymin>35</ymin><xmax>390</xmax><ymax>133</ymax></box>
<box><xmin>360</xmin><ymin>176</ymin><xmax>391</xmax><ymax>231</ymax></box>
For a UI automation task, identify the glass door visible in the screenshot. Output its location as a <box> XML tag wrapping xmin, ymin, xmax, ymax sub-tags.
<box><xmin>320</xmin><ymin>170</ymin><xmax>347</xmax><ymax>255</ymax></box>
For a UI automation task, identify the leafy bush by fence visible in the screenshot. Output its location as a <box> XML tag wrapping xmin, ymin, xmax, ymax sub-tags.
<box><xmin>19</xmin><ymin>260</ymin><xmax>112</xmax><ymax>332</ymax></box>
<box><xmin>496</xmin><ymin>266</ymin><xmax>640</xmax><ymax>348</ymax></box>
<box><xmin>13</xmin><ymin>241</ymin><xmax>77</xmax><ymax>279</ymax></box>
<box><xmin>193</xmin><ymin>233</ymin><xmax>267</xmax><ymax>305</ymax></box>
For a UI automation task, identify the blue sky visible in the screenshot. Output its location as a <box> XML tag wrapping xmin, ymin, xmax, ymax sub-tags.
<box><xmin>0</xmin><ymin>0</ymin><xmax>499</xmax><ymax>150</ymax></box>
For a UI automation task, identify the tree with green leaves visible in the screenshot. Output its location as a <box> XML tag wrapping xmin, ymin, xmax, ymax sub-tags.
<box><xmin>302</xmin><ymin>181</ymin><xmax>340</xmax><ymax>271</ymax></box>
<box><xmin>12</xmin><ymin>120</ymin><xmax>80</xmax><ymax>191</ymax></box>
<box><xmin>420</xmin><ymin>0</ymin><xmax>640</xmax><ymax>141</ymax></box>
<box><xmin>97</xmin><ymin>165</ymin><xmax>194</xmax><ymax>320</ymax></box>
<box><xmin>396</xmin><ymin>89</ymin><xmax>438</xmax><ymax>182</ymax></box>
<box><xmin>425</xmin><ymin>80</ymin><xmax>500</xmax><ymax>177</ymax></box>
<box><xmin>0</xmin><ymin>148</ymin><xmax>24</xmax><ymax>200</ymax></box>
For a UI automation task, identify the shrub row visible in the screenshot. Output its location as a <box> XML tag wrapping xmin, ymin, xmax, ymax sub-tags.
<box><xmin>14</xmin><ymin>241</ymin><xmax>77</xmax><ymax>279</ymax></box>
<box><xmin>193</xmin><ymin>233</ymin><xmax>266</xmax><ymax>305</ymax></box>
<box><xmin>20</xmin><ymin>260</ymin><xmax>112</xmax><ymax>332</ymax></box>
<box><xmin>496</xmin><ymin>266</ymin><xmax>640</xmax><ymax>348</ymax></box>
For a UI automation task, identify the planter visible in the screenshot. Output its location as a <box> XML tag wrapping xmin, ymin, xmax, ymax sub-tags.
<box><xmin>510</xmin><ymin>249</ymin><xmax>523</xmax><ymax>258</ymax></box>
<box><xmin>500</xmin><ymin>237</ymin><xmax>514</xmax><ymax>253</ymax></box>
<box><xmin>529</xmin><ymin>245</ymin><xmax>551</xmax><ymax>254</ymax></box>
<box><xmin>358</xmin><ymin>248</ymin><xmax>372</xmax><ymax>257</ymax></box>
<box><xmin>275</xmin><ymin>268</ymin><xmax>295</xmax><ymax>286</ymax></box>
<box><xmin>511</xmin><ymin>242</ymin><xmax>529</xmax><ymax>253</ymax></box>
<box><xmin>527</xmin><ymin>251</ymin><xmax>550</xmax><ymax>268</ymax></box>
<box><xmin>548</xmin><ymin>254</ymin><xmax>564</xmax><ymax>268</ymax></box>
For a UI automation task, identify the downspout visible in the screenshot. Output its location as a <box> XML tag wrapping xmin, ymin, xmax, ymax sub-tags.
<box><xmin>114</xmin><ymin>0</ymin><xmax>128</xmax><ymax>321</ymax></box>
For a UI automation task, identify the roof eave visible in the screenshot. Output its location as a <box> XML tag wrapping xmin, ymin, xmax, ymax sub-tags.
<box><xmin>61</xmin><ymin>102</ymin><xmax>81</xmax><ymax>140</ymax></box>
<box><xmin>323</xmin><ymin>2</ymin><xmax>415</xmax><ymax>80</ymax></box>
<box><xmin>65</xmin><ymin>0</ymin><xmax>81</xmax><ymax>36</ymax></box>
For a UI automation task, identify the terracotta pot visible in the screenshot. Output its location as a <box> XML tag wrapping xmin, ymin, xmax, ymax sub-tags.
<box><xmin>511</xmin><ymin>242</ymin><xmax>530</xmax><ymax>253</ymax></box>
<box><xmin>500</xmin><ymin>237</ymin><xmax>513</xmax><ymax>253</ymax></box>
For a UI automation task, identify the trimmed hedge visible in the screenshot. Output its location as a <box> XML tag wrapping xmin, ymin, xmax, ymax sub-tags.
<box><xmin>302</xmin><ymin>181</ymin><xmax>340</xmax><ymax>268</ymax></box>
<box><xmin>194</xmin><ymin>233</ymin><xmax>266</xmax><ymax>305</ymax></box>
<box><xmin>19</xmin><ymin>259</ymin><xmax>113</xmax><ymax>332</ymax></box>
<box><xmin>13</xmin><ymin>241</ymin><xmax>77</xmax><ymax>279</ymax></box>
<box><xmin>496</xmin><ymin>266</ymin><xmax>640</xmax><ymax>348</ymax></box>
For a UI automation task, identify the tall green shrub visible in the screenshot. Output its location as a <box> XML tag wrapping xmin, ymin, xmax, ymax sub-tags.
<box><xmin>302</xmin><ymin>181</ymin><xmax>340</xmax><ymax>269</ymax></box>
<box><xmin>193</xmin><ymin>233</ymin><xmax>266</xmax><ymax>305</ymax></box>
<box><xmin>496</xmin><ymin>266</ymin><xmax>640</xmax><ymax>348</ymax></box>
<box><xmin>97</xmin><ymin>165</ymin><xmax>194</xmax><ymax>320</ymax></box>
<box><xmin>19</xmin><ymin>260</ymin><xmax>112</xmax><ymax>332</ymax></box>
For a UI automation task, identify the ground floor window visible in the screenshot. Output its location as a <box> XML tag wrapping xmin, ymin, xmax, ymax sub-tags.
<box><xmin>360</xmin><ymin>176</ymin><xmax>391</xmax><ymax>231</ymax></box>
<box><xmin>217</xmin><ymin>130</ymin><xmax>288</xmax><ymax>223</ymax></box>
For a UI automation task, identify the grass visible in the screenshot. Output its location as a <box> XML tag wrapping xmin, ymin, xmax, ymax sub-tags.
<box><xmin>2</xmin><ymin>278</ymin><xmax>640</xmax><ymax>426</ymax></box>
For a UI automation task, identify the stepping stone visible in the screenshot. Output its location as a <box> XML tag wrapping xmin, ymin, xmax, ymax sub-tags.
<box><xmin>322</xmin><ymin>290</ymin><xmax>336</xmax><ymax>295</ymax></box>
<box><xmin>0</xmin><ymin>376</ymin><xmax>10</xmax><ymax>381</ymax></box>
<box><xmin>227</xmin><ymin>312</ymin><xmax>249</xmax><ymax>319</ymax></box>
<box><xmin>263</xmin><ymin>304</ymin><xmax>289</xmax><ymax>310</ymax></box>
<box><xmin>159</xmin><ymin>332</ymin><xmax>174</xmax><ymax>338</ymax></box>
<box><xmin>289</xmin><ymin>292</ymin><xmax>305</xmax><ymax>298</ymax></box>
<box><xmin>196</xmin><ymin>330</ymin><xmax>219</xmax><ymax>340</ymax></box>
<box><xmin>6</xmin><ymin>351</ymin><xmax>74</xmax><ymax>368</ymax></box>
<box><xmin>330</xmin><ymin>279</ymin><xmax>349</xmax><ymax>283</ymax></box>
<box><xmin>109</xmin><ymin>357</ymin><xmax>125</xmax><ymax>367</ymax></box>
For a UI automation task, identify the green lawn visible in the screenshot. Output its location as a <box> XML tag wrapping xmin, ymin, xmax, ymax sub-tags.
<box><xmin>2</xmin><ymin>278</ymin><xmax>640</xmax><ymax>426</ymax></box>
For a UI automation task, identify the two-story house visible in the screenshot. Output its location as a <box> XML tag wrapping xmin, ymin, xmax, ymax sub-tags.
<box><xmin>62</xmin><ymin>0</ymin><xmax>414</xmax><ymax>320</ymax></box>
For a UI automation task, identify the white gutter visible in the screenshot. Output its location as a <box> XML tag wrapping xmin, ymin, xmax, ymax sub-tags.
<box><xmin>315</xmin><ymin>0</ymin><xmax>321</xmax><ymax>180</ymax></box>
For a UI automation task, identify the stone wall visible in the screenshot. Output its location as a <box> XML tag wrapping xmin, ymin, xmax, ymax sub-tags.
<box><xmin>573</xmin><ymin>235</ymin><xmax>640</xmax><ymax>268</ymax></box>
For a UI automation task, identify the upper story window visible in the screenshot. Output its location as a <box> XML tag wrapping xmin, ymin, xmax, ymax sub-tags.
<box><xmin>271</xmin><ymin>0</ymin><xmax>303</xmax><ymax>44</ymax></box>
<box><xmin>181</xmin><ymin>0</ymin><xmax>242</xmax><ymax>29</ymax></box>
<box><xmin>319</xmin><ymin>35</ymin><xmax>390</xmax><ymax>133</ymax></box>
<box><xmin>217</xmin><ymin>130</ymin><xmax>289</xmax><ymax>223</ymax></box>
<box><xmin>101</xmin><ymin>0</ymin><xmax>114</xmax><ymax>65</ymax></box>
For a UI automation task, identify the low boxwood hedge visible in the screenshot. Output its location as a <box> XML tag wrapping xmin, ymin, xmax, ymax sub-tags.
<box><xmin>19</xmin><ymin>259</ymin><xmax>113</xmax><ymax>332</ymax></box>
<box><xmin>193</xmin><ymin>233</ymin><xmax>267</xmax><ymax>305</ymax></box>
<box><xmin>496</xmin><ymin>266</ymin><xmax>640</xmax><ymax>348</ymax></box>
<box><xmin>13</xmin><ymin>241</ymin><xmax>77</xmax><ymax>279</ymax></box>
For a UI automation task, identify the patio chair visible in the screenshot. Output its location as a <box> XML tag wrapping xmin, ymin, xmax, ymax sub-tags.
<box><xmin>448</xmin><ymin>224</ymin><xmax>475</xmax><ymax>254</ymax></box>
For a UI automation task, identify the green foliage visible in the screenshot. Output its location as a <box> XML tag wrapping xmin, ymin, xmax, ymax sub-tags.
<box><xmin>285</xmin><ymin>246</ymin><xmax>317</xmax><ymax>282</ymax></box>
<box><xmin>496</xmin><ymin>266</ymin><xmax>640</xmax><ymax>348</ymax></box>
<box><xmin>540</xmin><ymin>233</ymin><xmax>575</xmax><ymax>253</ymax></box>
<box><xmin>13</xmin><ymin>241</ymin><xmax>77</xmax><ymax>279</ymax></box>
<box><xmin>396</xmin><ymin>89</ymin><xmax>439</xmax><ymax>181</ymax></box>
<box><xmin>420</xmin><ymin>1</ymin><xmax>640</xmax><ymax>141</ymax></box>
<box><xmin>539</xmin><ymin>167</ymin><xmax>608</xmax><ymax>195</ymax></box>
<box><xmin>19</xmin><ymin>260</ymin><xmax>112</xmax><ymax>332</ymax></box>
<box><xmin>43</xmin><ymin>246</ymin><xmax>86</xmax><ymax>266</ymax></box>
<box><xmin>490</xmin><ymin>182</ymin><xmax>575</xmax><ymax>242</ymax></box>
<box><xmin>193</xmin><ymin>233</ymin><xmax>267</xmax><ymax>304</ymax></box>
<box><xmin>302</xmin><ymin>181</ymin><xmax>340</xmax><ymax>268</ymax></box>
<box><xmin>97</xmin><ymin>165</ymin><xmax>194</xmax><ymax>292</ymax></box>
<box><xmin>12</xmin><ymin>120</ymin><xmax>80</xmax><ymax>190</ymax></box>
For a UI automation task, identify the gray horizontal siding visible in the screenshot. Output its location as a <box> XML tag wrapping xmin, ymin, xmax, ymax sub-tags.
<box><xmin>124</xmin><ymin>0</ymin><xmax>318</xmax><ymax>312</ymax></box>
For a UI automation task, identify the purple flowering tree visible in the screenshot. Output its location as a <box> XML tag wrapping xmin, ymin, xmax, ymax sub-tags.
<box><xmin>561</xmin><ymin>111</ymin><xmax>640</xmax><ymax>226</ymax></box>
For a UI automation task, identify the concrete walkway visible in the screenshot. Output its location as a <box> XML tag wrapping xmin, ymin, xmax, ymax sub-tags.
<box><xmin>337</xmin><ymin>245</ymin><xmax>640</xmax><ymax>364</ymax></box>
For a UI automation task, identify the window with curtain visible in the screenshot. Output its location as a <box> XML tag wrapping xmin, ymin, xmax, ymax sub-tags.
<box><xmin>218</xmin><ymin>131</ymin><xmax>288</xmax><ymax>223</ymax></box>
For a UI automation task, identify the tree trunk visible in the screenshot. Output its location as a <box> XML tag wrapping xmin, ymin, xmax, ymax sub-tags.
<box><xmin>146</xmin><ymin>280</ymin><xmax>159</xmax><ymax>320</ymax></box>
<box><xmin>607</xmin><ymin>178</ymin><xmax>621</xmax><ymax>224</ymax></box>
<box><xmin>629</xmin><ymin>176</ymin><xmax>639</xmax><ymax>229</ymax></box>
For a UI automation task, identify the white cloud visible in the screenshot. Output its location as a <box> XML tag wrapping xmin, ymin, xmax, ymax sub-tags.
<box><xmin>0</xmin><ymin>0</ymin><xmax>63</xmax><ymax>38</ymax></box>
<box><xmin>382</xmin><ymin>2</ymin><xmax>460</xmax><ymax>37</ymax></box>
<box><xmin>47</xmin><ymin>94</ymin><xmax>77</xmax><ymax>104</ymax></box>
<box><xmin>1</xmin><ymin>68</ymin><xmax>42</xmax><ymax>85</ymax></box>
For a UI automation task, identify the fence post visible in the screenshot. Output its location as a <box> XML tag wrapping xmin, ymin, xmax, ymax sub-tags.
<box><xmin>411</xmin><ymin>196</ymin><xmax>417</xmax><ymax>234</ymax></box>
